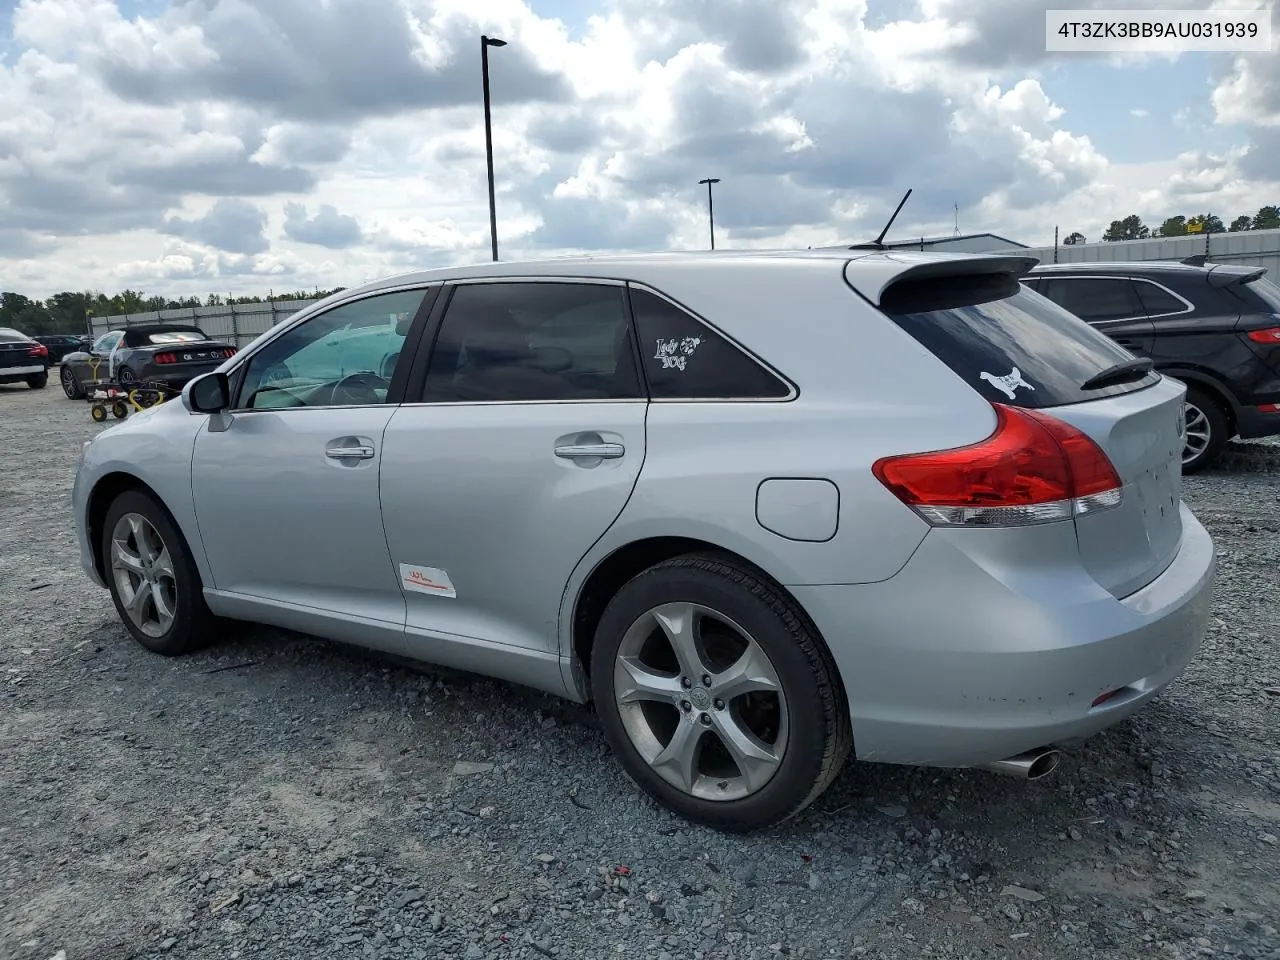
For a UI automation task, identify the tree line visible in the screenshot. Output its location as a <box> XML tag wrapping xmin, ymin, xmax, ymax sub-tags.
<box><xmin>0</xmin><ymin>287</ymin><xmax>348</xmax><ymax>337</ymax></box>
<box><xmin>1063</xmin><ymin>204</ymin><xmax>1280</xmax><ymax>245</ymax></box>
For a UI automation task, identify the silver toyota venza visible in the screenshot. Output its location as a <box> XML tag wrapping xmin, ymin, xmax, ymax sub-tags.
<box><xmin>73</xmin><ymin>251</ymin><xmax>1216</xmax><ymax>831</ymax></box>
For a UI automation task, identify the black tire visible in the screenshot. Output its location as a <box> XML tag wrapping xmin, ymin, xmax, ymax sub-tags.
<box><xmin>111</xmin><ymin>400</ymin><xmax>129</xmax><ymax>419</ymax></box>
<box><xmin>590</xmin><ymin>553</ymin><xmax>852</xmax><ymax>832</ymax></box>
<box><xmin>101</xmin><ymin>489</ymin><xmax>216</xmax><ymax>656</ymax></box>
<box><xmin>91</xmin><ymin>404</ymin><xmax>108</xmax><ymax>422</ymax></box>
<box><xmin>1182</xmin><ymin>388</ymin><xmax>1229</xmax><ymax>474</ymax></box>
<box><xmin>27</xmin><ymin>371</ymin><xmax>47</xmax><ymax>389</ymax></box>
<box><xmin>61</xmin><ymin>366</ymin><xmax>84</xmax><ymax>399</ymax></box>
<box><xmin>116</xmin><ymin>364</ymin><xmax>136</xmax><ymax>385</ymax></box>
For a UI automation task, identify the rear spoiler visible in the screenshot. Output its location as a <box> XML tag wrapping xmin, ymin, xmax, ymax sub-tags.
<box><xmin>847</xmin><ymin>254</ymin><xmax>1041</xmax><ymax>307</ymax></box>
<box><xmin>1206</xmin><ymin>264</ymin><xmax>1267</xmax><ymax>288</ymax></box>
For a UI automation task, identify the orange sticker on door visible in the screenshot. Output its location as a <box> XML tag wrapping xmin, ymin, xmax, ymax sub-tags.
<box><xmin>399</xmin><ymin>563</ymin><xmax>457</xmax><ymax>598</ymax></box>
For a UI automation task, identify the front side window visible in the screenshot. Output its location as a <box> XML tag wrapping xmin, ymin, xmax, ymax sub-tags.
<box><xmin>1037</xmin><ymin>277</ymin><xmax>1144</xmax><ymax>324</ymax></box>
<box><xmin>235</xmin><ymin>289</ymin><xmax>427</xmax><ymax>409</ymax></box>
<box><xmin>92</xmin><ymin>332</ymin><xmax>122</xmax><ymax>354</ymax></box>
<box><xmin>628</xmin><ymin>287</ymin><xmax>791</xmax><ymax>400</ymax></box>
<box><xmin>422</xmin><ymin>282</ymin><xmax>642</xmax><ymax>403</ymax></box>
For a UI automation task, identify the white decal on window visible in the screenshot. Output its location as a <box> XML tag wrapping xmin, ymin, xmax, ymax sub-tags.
<box><xmin>654</xmin><ymin>336</ymin><xmax>702</xmax><ymax>371</ymax></box>
<box><xmin>399</xmin><ymin>563</ymin><xmax>457</xmax><ymax>599</ymax></box>
<box><xmin>979</xmin><ymin>366</ymin><xmax>1035</xmax><ymax>400</ymax></box>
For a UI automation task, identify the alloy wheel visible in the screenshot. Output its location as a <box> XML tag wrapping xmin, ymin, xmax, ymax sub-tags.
<box><xmin>612</xmin><ymin>601</ymin><xmax>789</xmax><ymax>802</ymax></box>
<box><xmin>61</xmin><ymin>367</ymin><xmax>78</xmax><ymax>398</ymax></box>
<box><xmin>109</xmin><ymin>513</ymin><xmax>178</xmax><ymax>638</ymax></box>
<box><xmin>1183</xmin><ymin>402</ymin><xmax>1211</xmax><ymax>465</ymax></box>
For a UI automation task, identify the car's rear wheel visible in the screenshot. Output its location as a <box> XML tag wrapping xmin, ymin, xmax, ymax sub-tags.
<box><xmin>1182</xmin><ymin>388</ymin><xmax>1228</xmax><ymax>474</ymax></box>
<box><xmin>102</xmin><ymin>489</ymin><xmax>216</xmax><ymax>656</ymax></box>
<box><xmin>590</xmin><ymin>554</ymin><xmax>852</xmax><ymax>832</ymax></box>
<box><xmin>27</xmin><ymin>371</ymin><xmax>47</xmax><ymax>389</ymax></box>
<box><xmin>61</xmin><ymin>366</ymin><xmax>84</xmax><ymax>399</ymax></box>
<box><xmin>117</xmin><ymin>364</ymin><xmax>136</xmax><ymax>385</ymax></box>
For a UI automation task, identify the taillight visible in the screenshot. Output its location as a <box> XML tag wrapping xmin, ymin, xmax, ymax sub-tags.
<box><xmin>222</xmin><ymin>347</ymin><xmax>237</xmax><ymax>358</ymax></box>
<box><xmin>872</xmin><ymin>403</ymin><xmax>1123</xmax><ymax>527</ymax></box>
<box><xmin>28</xmin><ymin>343</ymin><xmax>48</xmax><ymax>358</ymax></box>
<box><xmin>1247</xmin><ymin>326</ymin><xmax>1280</xmax><ymax>344</ymax></box>
<box><xmin>155</xmin><ymin>352</ymin><xmax>177</xmax><ymax>364</ymax></box>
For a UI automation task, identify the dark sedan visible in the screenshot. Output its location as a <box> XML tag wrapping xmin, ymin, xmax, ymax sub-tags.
<box><xmin>59</xmin><ymin>324</ymin><xmax>238</xmax><ymax>399</ymax></box>
<box><xmin>0</xmin><ymin>327</ymin><xmax>50</xmax><ymax>389</ymax></box>
<box><xmin>34</xmin><ymin>334</ymin><xmax>92</xmax><ymax>365</ymax></box>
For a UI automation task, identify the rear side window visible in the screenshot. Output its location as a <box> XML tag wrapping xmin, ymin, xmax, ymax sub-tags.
<box><xmin>422</xmin><ymin>282</ymin><xmax>642</xmax><ymax>403</ymax></box>
<box><xmin>1036</xmin><ymin>277</ymin><xmax>1143</xmax><ymax>324</ymax></box>
<box><xmin>881</xmin><ymin>277</ymin><xmax>1160</xmax><ymax>409</ymax></box>
<box><xmin>1132</xmin><ymin>280</ymin><xmax>1189</xmax><ymax>317</ymax></box>
<box><xmin>628</xmin><ymin>287</ymin><xmax>791</xmax><ymax>400</ymax></box>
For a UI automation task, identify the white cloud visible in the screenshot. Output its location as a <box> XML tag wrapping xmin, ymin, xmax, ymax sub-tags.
<box><xmin>0</xmin><ymin>0</ymin><xmax>1277</xmax><ymax>300</ymax></box>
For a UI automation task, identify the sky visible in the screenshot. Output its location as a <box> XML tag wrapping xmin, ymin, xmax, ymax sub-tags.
<box><xmin>0</xmin><ymin>0</ymin><xmax>1277</xmax><ymax>300</ymax></box>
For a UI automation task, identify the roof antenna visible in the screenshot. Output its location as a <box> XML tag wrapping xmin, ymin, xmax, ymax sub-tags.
<box><xmin>848</xmin><ymin>188</ymin><xmax>912</xmax><ymax>250</ymax></box>
<box><xmin>953</xmin><ymin>202</ymin><xmax>961</xmax><ymax>237</ymax></box>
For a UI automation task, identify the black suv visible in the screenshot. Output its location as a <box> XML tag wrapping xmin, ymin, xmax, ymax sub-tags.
<box><xmin>1024</xmin><ymin>260</ymin><xmax>1280</xmax><ymax>472</ymax></box>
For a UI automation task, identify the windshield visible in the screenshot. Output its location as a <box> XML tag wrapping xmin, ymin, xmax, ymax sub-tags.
<box><xmin>880</xmin><ymin>280</ymin><xmax>1160</xmax><ymax>408</ymax></box>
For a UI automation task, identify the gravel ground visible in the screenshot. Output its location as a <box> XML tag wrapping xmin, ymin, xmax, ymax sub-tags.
<box><xmin>2</xmin><ymin>382</ymin><xmax>1279</xmax><ymax>960</ymax></box>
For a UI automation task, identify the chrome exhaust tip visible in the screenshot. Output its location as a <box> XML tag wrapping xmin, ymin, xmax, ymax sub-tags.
<box><xmin>978</xmin><ymin>747</ymin><xmax>1061</xmax><ymax>780</ymax></box>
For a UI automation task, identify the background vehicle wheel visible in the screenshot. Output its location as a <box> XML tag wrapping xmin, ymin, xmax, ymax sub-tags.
<box><xmin>91</xmin><ymin>404</ymin><xmax>108</xmax><ymax>422</ymax></box>
<box><xmin>101</xmin><ymin>489</ymin><xmax>216</xmax><ymax>656</ymax></box>
<box><xmin>590</xmin><ymin>553</ymin><xmax>852</xmax><ymax>832</ymax></box>
<box><xmin>27</xmin><ymin>371</ymin><xmax>47</xmax><ymax>389</ymax></box>
<box><xmin>111</xmin><ymin>400</ymin><xmax>129</xmax><ymax>419</ymax></box>
<box><xmin>1182</xmin><ymin>388</ymin><xmax>1228</xmax><ymax>474</ymax></box>
<box><xmin>61</xmin><ymin>366</ymin><xmax>84</xmax><ymax>399</ymax></box>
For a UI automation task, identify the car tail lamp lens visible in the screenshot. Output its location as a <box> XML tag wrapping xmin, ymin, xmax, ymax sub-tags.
<box><xmin>28</xmin><ymin>343</ymin><xmax>48</xmax><ymax>358</ymax></box>
<box><xmin>872</xmin><ymin>403</ymin><xmax>1123</xmax><ymax>527</ymax></box>
<box><xmin>155</xmin><ymin>352</ymin><xmax>177</xmax><ymax>364</ymax></box>
<box><xmin>221</xmin><ymin>347</ymin><xmax>237</xmax><ymax>358</ymax></box>
<box><xmin>1246</xmin><ymin>326</ymin><xmax>1280</xmax><ymax>344</ymax></box>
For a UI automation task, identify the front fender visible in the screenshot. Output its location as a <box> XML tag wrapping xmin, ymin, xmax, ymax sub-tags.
<box><xmin>74</xmin><ymin>401</ymin><xmax>211</xmax><ymax>590</ymax></box>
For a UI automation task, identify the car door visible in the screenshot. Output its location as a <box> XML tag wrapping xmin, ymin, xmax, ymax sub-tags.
<box><xmin>1035</xmin><ymin>276</ymin><xmax>1155</xmax><ymax>355</ymax></box>
<box><xmin>189</xmin><ymin>286</ymin><xmax>436</xmax><ymax>632</ymax></box>
<box><xmin>379</xmin><ymin>279</ymin><xmax>647</xmax><ymax>666</ymax></box>
<box><xmin>77</xmin><ymin>330</ymin><xmax>122</xmax><ymax>384</ymax></box>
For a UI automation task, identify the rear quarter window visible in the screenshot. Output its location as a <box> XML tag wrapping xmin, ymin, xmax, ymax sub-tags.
<box><xmin>879</xmin><ymin>275</ymin><xmax>1160</xmax><ymax>409</ymax></box>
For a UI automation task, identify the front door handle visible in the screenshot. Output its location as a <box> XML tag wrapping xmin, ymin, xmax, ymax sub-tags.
<box><xmin>326</xmin><ymin>444</ymin><xmax>375</xmax><ymax>460</ymax></box>
<box><xmin>555</xmin><ymin>442</ymin><xmax>625</xmax><ymax>460</ymax></box>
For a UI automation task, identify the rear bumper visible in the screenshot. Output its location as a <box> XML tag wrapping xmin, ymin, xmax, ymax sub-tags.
<box><xmin>1233</xmin><ymin>403</ymin><xmax>1280</xmax><ymax>440</ymax></box>
<box><xmin>0</xmin><ymin>364</ymin><xmax>46</xmax><ymax>382</ymax></box>
<box><xmin>793</xmin><ymin>503</ymin><xmax>1216</xmax><ymax>767</ymax></box>
<box><xmin>136</xmin><ymin>361</ymin><xmax>224</xmax><ymax>389</ymax></box>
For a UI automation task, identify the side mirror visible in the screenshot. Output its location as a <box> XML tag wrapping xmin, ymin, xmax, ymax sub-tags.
<box><xmin>184</xmin><ymin>371</ymin><xmax>231</xmax><ymax>413</ymax></box>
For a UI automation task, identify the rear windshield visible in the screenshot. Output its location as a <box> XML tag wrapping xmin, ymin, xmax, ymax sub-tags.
<box><xmin>145</xmin><ymin>330</ymin><xmax>206</xmax><ymax>344</ymax></box>
<box><xmin>0</xmin><ymin>328</ymin><xmax>29</xmax><ymax>343</ymax></box>
<box><xmin>1243</xmin><ymin>276</ymin><xmax>1280</xmax><ymax>313</ymax></box>
<box><xmin>880</xmin><ymin>275</ymin><xmax>1160</xmax><ymax>408</ymax></box>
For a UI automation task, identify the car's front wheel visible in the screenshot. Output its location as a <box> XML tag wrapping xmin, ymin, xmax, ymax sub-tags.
<box><xmin>61</xmin><ymin>366</ymin><xmax>84</xmax><ymax>399</ymax></box>
<box><xmin>102</xmin><ymin>489</ymin><xmax>216</xmax><ymax>656</ymax></box>
<box><xmin>591</xmin><ymin>554</ymin><xmax>852</xmax><ymax>832</ymax></box>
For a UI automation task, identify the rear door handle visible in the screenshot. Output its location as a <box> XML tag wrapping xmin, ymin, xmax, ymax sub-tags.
<box><xmin>326</xmin><ymin>444</ymin><xmax>375</xmax><ymax>460</ymax></box>
<box><xmin>555</xmin><ymin>442</ymin><xmax>625</xmax><ymax>460</ymax></box>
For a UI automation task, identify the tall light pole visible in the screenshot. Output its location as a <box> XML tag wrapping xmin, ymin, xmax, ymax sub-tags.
<box><xmin>697</xmin><ymin>178</ymin><xmax>720</xmax><ymax>250</ymax></box>
<box><xmin>481</xmin><ymin>35</ymin><xmax>507</xmax><ymax>262</ymax></box>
